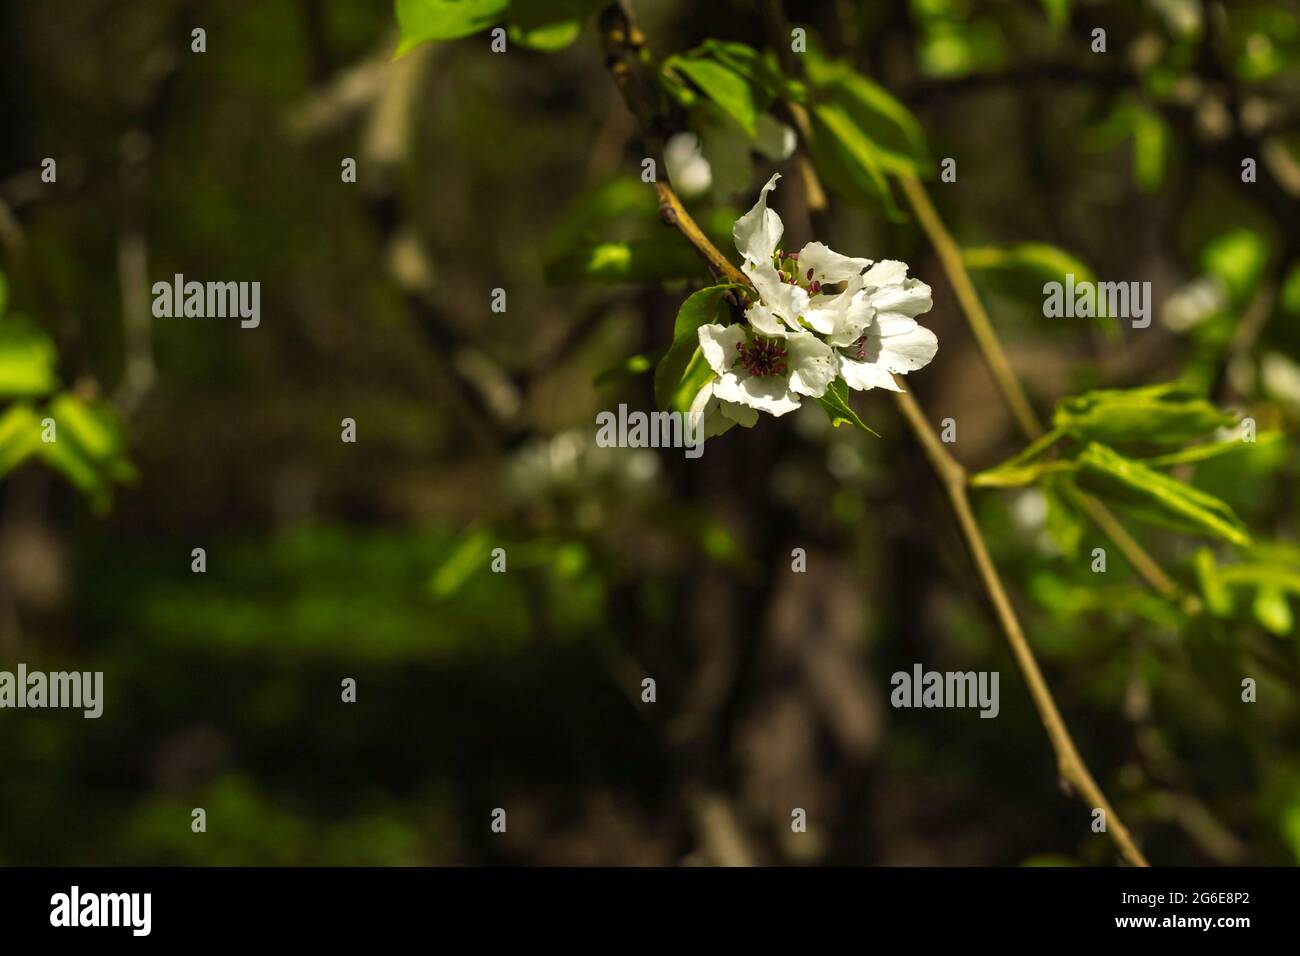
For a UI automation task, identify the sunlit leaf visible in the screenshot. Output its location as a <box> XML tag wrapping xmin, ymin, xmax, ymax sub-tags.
<box><xmin>808</xmin><ymin>101</ymin><xmax>904</xmax><ymax>219</ymax></box>
<box><xmin>1201</xmin><ymin>227</ymin><xmax>1269</xmax><ymax>302</ymax></box>
<box><xmin>653</xmin><ymin>284</ymin><xmax>737</xmax><ymax>410</ymax></box>
<box><xmin>664</xmin><ymin>55</ymin><xmax>765</xmax><ymax>137</ymax></box>
<box><xmin>395</xmin><ymin>0</ymin><xmax>511</xmax><ymax>53</ymax></box>
<box><xmin>1074</xmin><ymin>442</ymin><xmax>1251</xmax><ymax>547</ymax></box>
<box><xmin>0</xmin><ymin>317</ymin><xmax>59</xmax><ymax>398</ymax></box>
<box><xmin>814</xmin><ymin>378</ymin><xmax>879</xmax><ymax>436</ymax></box>
<box><xmin>1053</xmin><ymin>382</ymin><xmax>1236</xmax><ymax>446</ymax></box>
<box><xmin>0</xmin><ymin>403</ymin><xmax>41</xmax><ymax>477</ymax></box>
<box><xmin>544</xmin><ymin>238</ymin><xmax>705</xmax><ymax>283</ymax></box>
<box><xmin>507</xmin><ymin>0</ymin><xmax>604</xmax><ymax>52</ymax></box>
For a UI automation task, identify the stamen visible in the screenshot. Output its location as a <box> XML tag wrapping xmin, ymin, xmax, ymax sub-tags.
<box><xmin>736</xmin><ymin>336</ymin><xmax>789</xmax><ymax>378</ymax></box>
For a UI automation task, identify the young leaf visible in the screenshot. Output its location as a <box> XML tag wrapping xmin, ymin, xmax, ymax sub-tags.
<box><xmin>1252</xmin><ymin>586</ymin><xmax>1293</xmax><ymax>635</ymax></box>
<box><xmin>543</xmin><ymin>177</ymin><xmax>659</xmax><ymax>260</ymax></box>
<box><xmin>808</xmin><ymin>101</ymin><xmax>903</xmax><ymax>219</ymax></box>
<box><xmin>1053</xmin><ymin>382</ymin><xmax>1236</xmax><ymax>446</ymax></box>
<box><xmin>594</xmin><ymin>351</ymin><xmax>661</xmax><ymax>387</ymax></box>
<box><xmin>0</xmin><ymin>317</ymin><xmax>59</xmax><ymax>398</ymax></box>
<box><xmin>544</xmin><ymin>238</ymin><xmax>705</xmax><ymax>284</ymax></box>
<box><xmin>664</xmin><ymin>56</ymin><xmax>764</xmax><ymax>137</ymax></box>
<box><xmin>670</xmin><ymin>352</ymin><xmax>713</xmax><ymax>415</ymax></box>
<box><xmin>814</xmin><ymin>65</ymin><xmax>930</xmax><ymax>175</ymax></box>
<box><xmin>1201</xmin><ymin>227</ymin><xmax>1269</xmax><ymax>303</ymax></box>
<box><xmin>395</xmin><ymin>0</ymin><xmax>511</xmax><ymax>53</ymax></box>
<box><xmin>507</xmin><ymin>0</ymin><xmax>604</xmax><ymax>52</ymax></box>
<box><xmin>0</xmin><ymin>403</ymin><xmax>41</xmax><ymax>477</ymax></box>
<box><xmin>37</xmin><ymin>394</ymin><xmax>137</xmax><ymax>510</ymax></box>
<box><xmin>653</xmin><ymin>284</ymin><xmax>735</xmax><ymax>411</ymax></box>
<box><xmin>429</xmin><ymin>526</ymin><xmax>494</xmax><ymax>601</ymax></box>
<box><xmin>1074</xmin><ymin>442</ymin><xmax>1251</xmax><ymax>547</ymax></box>
<box><xmin>814</xmin><ymin>378</ymin><xmax>879</xmax><ymax>436</ymax></box>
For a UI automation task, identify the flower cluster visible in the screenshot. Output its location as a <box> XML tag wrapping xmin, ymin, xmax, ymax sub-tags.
<box><xmin>691</xmin><ymin>174</ymin><xmax>938</xmax><ymax>438</ymax></box>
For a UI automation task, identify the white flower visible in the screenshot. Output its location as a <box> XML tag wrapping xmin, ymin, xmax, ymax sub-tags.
<box><xmin>732</xmin><ymin>174</ymin><xmax>934</xmax><ymax>369</ymax></box>
<box><xmin>664</xmin><ymin>132</ymin><xmax>712</xmax><ymax>200</ymax></box>
<box><xmin>698</xmin><ymin>322</ymin><xmax>835</xmax><ymax>417</ymax></box>
<box><xmin>684</xmin><ymin>172</ymin><xmax>938</xmax><ymax>444</ymax></box>
<box><xmin>831</xmin><ymin>260</ymin><xmax>937</xmax><ymax>393</ymax></box>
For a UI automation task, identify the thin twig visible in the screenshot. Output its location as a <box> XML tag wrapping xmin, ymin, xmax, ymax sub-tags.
<box><xmin>896</xmin><ymin>171</ymin><xmax>1186</xmax><ymax>605</ymax></box>
<box><xmin>604</xmin><ymin>0</ymin><xmax>1150</xmax><ymax>866</ymax></box>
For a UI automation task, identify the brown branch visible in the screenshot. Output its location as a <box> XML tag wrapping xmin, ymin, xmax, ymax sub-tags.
<box><xmin>896</xmin><ymin>171</ymin><xmax>1185</xmax><ymax>605</ymax></box>
<box><xmin>599</xmin><ymin>0</ymin><xmax>1151</xmax><ymax>866</ymax></box>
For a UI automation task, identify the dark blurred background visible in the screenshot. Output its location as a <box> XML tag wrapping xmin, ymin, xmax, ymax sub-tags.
<box><xmin>0</xmin><ymin>0</ymin><xmax>1298</xmax><ymax>865</ymax></box>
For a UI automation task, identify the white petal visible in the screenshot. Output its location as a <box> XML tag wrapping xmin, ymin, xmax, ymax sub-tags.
<box><xmin>744</xmin><ymin>300</ymin><xmax>788</xmax><ymax>337</ymax></box>
<box><xmin>714</xmin><ymin>370</ymin><xmax>802</xmax><ymax>416</ymax></box>
<box><xmin>838</xmin><ymin>354</ymin><xmax>903</xmax><ymax>392</ymax></box>
<box><xmin>744</xmin><ymin>259</ymin><xmax>809</xmax><ymax>327</ymax></box>
<box><xmin>720</xmin><ymin>400</ymin><xmax>759</xmax><ymax>428</ymax></box>
<box><xmin>869</xmin><ymin>278</ymin><xmax>933</xmax><ymax>318</ymax></box>
<box><xmin>822</xmin><ymin>286</ymin><xmax>875</xmax><ymax>348</ymax></box>
<box><xmin>862</xmin><ymin>259</ymin><xmax>910</xmax><ymax>287</ymax></box>
<box><xmin>688</xmin><ymin>379</ymin><xmax>739</xmax><ymax>439</ymax></box>
<box><xmin>873</xmin><ymin>312</ymin><xmax>918</xmax><ymax>336</ymax></box>
<box><xmin>697</xmin><ymin>323</ymin><xmax>745</xmax><ymax>376</ymax></box>
<box><xmin>733</xmin><ymin>173</ymin><xmax>784</xmax><ymax>263</ymax></box>
<box><xmin>802</xmin><ymin>274</ymin><xmax>866</xmax><ymax>337</ymax></box>
<box><xmin>784</xmin><ymin>332</ymin><xmax>836</xmax><ymax>398</ymax></box>
<box><xmin>876</xmin><ymin>323</ymin><xmax>938</xmax><ymax>373</ymax></box>
<box><xmin>796</xmin><ymin>241</ymin><xmax>872</xmax><ymax>283</ymax></box>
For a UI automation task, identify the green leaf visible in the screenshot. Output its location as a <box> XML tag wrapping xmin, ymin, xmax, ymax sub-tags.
<box><xmin>1194</xmin><ymin>548</ymin><xmax>1234</xmax><ymax>616</ymax></box>
<box><xmin>1252</xmin><ymin>586</ymin><xmax>1293</xmax><ymax>635</ymax></box>
<box><xmin>1140</xmin><ymin>430</ymin><xmax>1283</xmax><ymax>467</ymax></box>
<box><xmin>814</xmin><ymin>378</ymin><xmax>879</xmax><ymax>436</ymax></box>
<box><xmin>1281</xmin><ymin>261</ymin><xmax>1300</xmax><ymax>315</ymax></box>
<box><xmin>1040</xmin><ymin>0</ymin><xmax>1071</xmax><ymax>32</ymax></box>
<box><xmin>0</xmin><ymin>317</ymin><xmax>59</xmax><ymax>398</ymax></box>
<box><xmin>507</xmin><ymin>0</ymin><xmax>603</xmax><ymax>52</ymax></box>
<box><xmin>0</xmin><ymin>403</ymin><xmax>41</xmax><ymax>478</ymax></box>
<box><xmin>0</xmin><ymin>268</ymin><xmax>8</xmax><ymax>315</ymax></box>
<box><xmin>1041</xmin><ymin>476</ymin><xmax>1083</xmax><ymax>556</ymax></box>
<box><xmin>36</xmin><ymin>394</ymin><xmax>136</xmax><ymax>511</ymax></box>
<box><xmin>543</xmin><ymin>177</ymin><xmax>658</xmax><ymax>260</ymax></box>
<box><xmin>693</xmin><ymin>41</ymin><xmax>788</xmax><ymax>99</ymax></box>
<box><xmin>1074</xmin><ymin>442</ymin><xmax>1252</xmax><ymax>547</ymax></box>
<box><xmin>395</xmin><ymin>0</ymin><xmax>511</xmax><ymax>53</ymax></box>
<box><xmin>1201</xmin><ymin>227</ymin><xmax>1269</xmax><ymax>302</ymax></box>
<box><xmin>963</xmin><ymin>242</ymin><xmax>1097</xmax><ymax>293</ymax></box>
<box><xmin>544</xmin><ymin>238</ymin><xmax>705</xmax><ymax>284</ymax></box>
<box><xmin>963</xmin><ymin>242</ymin><xmax>1119</xmax><ymax>338</ymax></box>
<box><xmin>808</xmin><ymin>101</ymin><xmax>903</xmax><ymax>219</ymax></box>
<box><xmin>654</xmin><ymin>284</ymin><xmax>736</xmax><ymax>410</ymax></box>
<box><xmin>664</xmin><ymin>56</ymin><xmax>764</xmax><ymax>137</ymax></box>
<box><xmin>1053</xmin><ymin>382</ymin><xmax>1236</xmax><ymax>446</ymax></box>
<box><xmin>595</xmin><ymin>350</ymin><xmax>661</xmax><ymax>387</ymax></box>
<box><xmin>1131</xmin><ymin>104</ymin><xmax>1169</xmax><ymax>192</ymax></box>
<box><xmin>429</xmin><ymin>527</ymin><xmax>494</xmax><ymax>600</ymax></box>
<box><xmin>669</xmin><ymin>351</ymin><xmax>713</xmax><ymax>415</ymax></box>
<box><xmin>813</xmin><ymin>64</ymin><xmax>930</xmax><ymax>175</ymax></box>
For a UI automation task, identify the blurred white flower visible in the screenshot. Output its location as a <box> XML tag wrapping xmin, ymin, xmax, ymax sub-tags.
<box><xmin>753</xmin><ymin>113</ymin><xmax>797</xmax><ymax>161</ymax></box>
<box><xmin>664</xmin><ymin>132</ymin><xmax>712</xmax><ymax>200</ymax></box>
<box><xmin>1262</xmin><ymin>352</ymin><xmax>1300</xmax><ymax>409</ymax></box>
<box><xmin>1162</xmin><ymin>275</ymin><xmax>1227</xmax><ymax>332</ymax></box>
